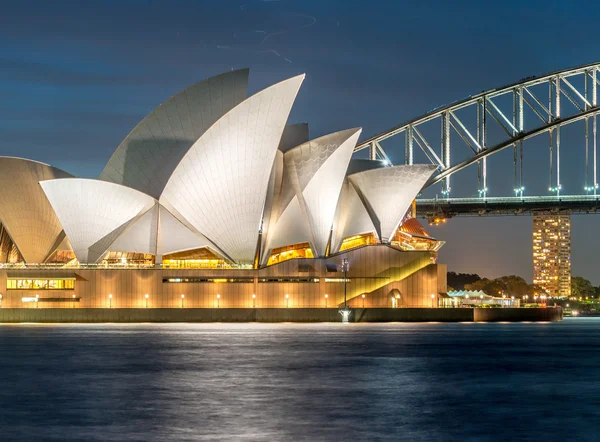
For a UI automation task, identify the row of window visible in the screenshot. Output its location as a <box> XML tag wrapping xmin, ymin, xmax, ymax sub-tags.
<box><xmin>163</xmin><ymin>277</ymin><xmax>353</xmax><ymax>284</ymax></box>
<box><xmin>7</xmin><ymin>279</ymin><xmax>75</xmax><ymax>290</ymax></box>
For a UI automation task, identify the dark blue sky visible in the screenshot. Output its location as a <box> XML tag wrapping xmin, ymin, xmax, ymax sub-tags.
<box><xmin>2</xmin><ymin>0</ymin><xmax>599</xmax><ymax>282</ymax></box>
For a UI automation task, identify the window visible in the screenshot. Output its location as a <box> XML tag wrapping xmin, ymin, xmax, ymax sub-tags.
<box><xmin>7</xmin><ymin>278</ymin><xmax>75</xmax><ymax>290</ymax></box>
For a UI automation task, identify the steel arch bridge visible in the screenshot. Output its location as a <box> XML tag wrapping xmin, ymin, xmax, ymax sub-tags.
<box><xmin>354</xmin><ymin>62</ymin><xmax>600</xmax><ymax>219</ymax></box>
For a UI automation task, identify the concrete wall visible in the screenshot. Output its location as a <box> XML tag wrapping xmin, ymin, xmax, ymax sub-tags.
<box><xmin>474</xmin><ymin>307</ymin><xmax>563</xmax><ymax>322</ymax></box>
<box><xmin>0</xmin><ymin>307</ymin><xmax>562</xmax><ymax>323</ymax></box>
<box><xmin>345</xmin><ymin>264</ymin><xmax>441</xmax><ymax>308</ymax></box>
<box><xmin>0</xmin><ymin>246</ymin><xmax>439</xmax><ymax>309</ymax></box>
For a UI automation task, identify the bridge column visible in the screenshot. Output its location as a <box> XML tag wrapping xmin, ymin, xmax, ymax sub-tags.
<box><xmin>477</xmin><ymin>98</ymin><xmax>487</xmax><ymax>196</ymax></box>
<box><xmin>369</xmin><ymin>142</ymin><xmax>377</xmax><ymax>161</ymax></box>
<box><xmin>441</xmin><ymin>111</ymin><xmax>451</xmax><ymax>196</ymax></box>
<box><xmin>405</xmin><ymin>126</ymin><xmax>414</xmax><ymax>165</ymax></box>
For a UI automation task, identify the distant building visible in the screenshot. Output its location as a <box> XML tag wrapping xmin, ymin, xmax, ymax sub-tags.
<box><xmin>532</xmin><ymin>213</ymin><xmax>571</xmax><ymax>297</ymax></box>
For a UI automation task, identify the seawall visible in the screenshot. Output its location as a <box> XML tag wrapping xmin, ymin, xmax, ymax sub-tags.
<box><xmin>0</xmin><ymin>307</ymin><xmax>562</xmax><ymax>323</ymax></box>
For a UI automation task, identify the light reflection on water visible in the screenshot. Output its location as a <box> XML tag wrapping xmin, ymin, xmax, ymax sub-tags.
<box><xmin>1</xmin><ymin>319</ymin><xmax>599</xmax><ymax>441</ymax></box>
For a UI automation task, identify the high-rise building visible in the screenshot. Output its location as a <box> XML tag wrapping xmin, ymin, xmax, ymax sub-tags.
<box><xmin>532</xmin><ymin>213</ymin><xmax>571</xmax><ymax>297</ymax></box>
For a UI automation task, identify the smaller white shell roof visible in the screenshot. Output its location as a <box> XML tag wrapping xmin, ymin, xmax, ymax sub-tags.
<box><xmin>282</xmin><ymin>128</ymin><xmax>362</xmax><ymax>256</ymax></box>
<box><xmin>0</xmin><ymin>157</ymin><xmax>72</xmax><ymax>263</ymax></box>
<box><xmin>40</xmin><ymin>179</ymin><xmax>156</xmax><ymax>263</ymax></box>
<box><xmin>348</xmin><ymin>164</ymin><xmax>437</xmax><ymax>241</ymax></box>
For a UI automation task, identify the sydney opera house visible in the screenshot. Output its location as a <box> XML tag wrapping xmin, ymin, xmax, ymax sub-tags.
<box><xmin>0</xmin><ymin>69</ymin><xmax>446</xmax><ymax>309</ymax></box>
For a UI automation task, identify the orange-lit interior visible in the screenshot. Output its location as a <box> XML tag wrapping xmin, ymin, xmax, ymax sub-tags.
<box><xmin>162</xmin><ymin>247</ymin><xmax>229</xmax><ymax>269</ymax></box>
<box><xmin>391</xmin><ymin>218</ymin><xmax>444</xmax><ymax>252</ymax></box>
<box><xmin>268</xmin><ymin>243</ymin><xmax>314</xmax><ymax>266</ymax></box>
<box><xmin>339</xmin><ymin>232</ymin><xmax>378</xmax><ymax>252</ymax></box>
<box><xmin>45</xmin><ymin>250</ymin><xmax>76</xmax><ymax>264</ymax></box>
<box><xmin>102</xmin><ymin>251</ymin><xmax>155</xmax><ymax>266</ymax></box>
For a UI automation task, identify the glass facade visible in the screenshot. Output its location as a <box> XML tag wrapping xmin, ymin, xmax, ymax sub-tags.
<box><xmin>267</xmin><ymin>243</ymin><xmax>314</xmax><ymax>266</ymax></box>
<box><xmin>7</xmin><ymin>278</ymin><xmax>75</xmax><ymax>290</ymax></box>
<box><xmin>339</xmin><ymin>233</ymin><xmax>377</xmax><ymax>252</ymax></box>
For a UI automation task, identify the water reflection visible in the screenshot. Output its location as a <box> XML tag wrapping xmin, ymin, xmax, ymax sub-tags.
<box><xmin>0</xmin><ymin>320</ymin><xmax>599</xmax><ymax>441</ymax></box>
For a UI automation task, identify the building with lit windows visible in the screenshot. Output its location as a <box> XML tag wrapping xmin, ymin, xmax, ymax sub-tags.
<box><xmin>532</xmin><ymin>213</ymin><xmax>571</xmax><ymax>297</ymax></box>
<box><xmin>0</xmin><ymin>69</ymin><xmax>446</xmax><ymax>309</ymax></box>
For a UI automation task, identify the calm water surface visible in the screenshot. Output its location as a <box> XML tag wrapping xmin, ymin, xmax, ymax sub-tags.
<box><xmin>1</xmin><ymin>318</ymin><xmax>599</xmax><ymax>441</ymax></box>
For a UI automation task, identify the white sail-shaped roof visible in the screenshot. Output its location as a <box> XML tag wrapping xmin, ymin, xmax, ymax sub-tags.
<box><xmin>331</xmin><ymin>180</ymin><xmax>377</xmax><ymax>253</ymax></box>
<box><xmin>107</xmin><ymin>203</ymin><xmax>159</xmax><ymax>255</ymax></box>
<box><xmin>263</xmin><ymin>196</ymin><xmax>312</xmax><ymax>254</ymax></box>
<box><xmin>281</xmin><ymin>128</ymin><xmax>361</xmax><ymax>256</ymax></box>
<box><xmin>40</xmin><ymin>179</ymin><xmax>155</xmax><ymax>262</ymax></box>
<box><xmin>156</xmin><ymin>205</ymin><xmax>217</xmax><ymax>257</ymax></box>
<box><xmin>160</xmin><ymin>74</ymin><xmax>305</xmax><ymax>264</ymax></box>
<box><xmin>348</xmin><ymin>164</ymin><xmax>437</xmax><ymax>242</ymax></box>
<box><xmin>0</xmin><ymin>157</ymin><xmax>72</xmax><ymax>263</ymax></box>
<box><xmin>100</xmin><ymin>69</ymin><xmax>249</xmax><ymax>199</ymax></box>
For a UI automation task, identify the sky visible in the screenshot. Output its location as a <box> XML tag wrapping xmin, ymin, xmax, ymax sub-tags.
<box><xmin>1</xmin><ymin>0</ymin><xmax>600</xmax><ymax>283</ymax></box>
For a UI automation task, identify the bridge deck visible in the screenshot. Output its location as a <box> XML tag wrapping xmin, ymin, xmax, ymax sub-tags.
<box><xmin>417</xmin><ymin>195</ymin><xmax>600</xmax><ymax>218</ymax></box>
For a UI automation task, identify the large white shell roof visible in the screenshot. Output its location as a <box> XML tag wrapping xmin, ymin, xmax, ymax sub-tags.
<box><xmin>100</xmin><ymin>69</ymin><xmax>249</xmax><ymax>199</ymax></box>
<box><xmin>160</xmin><ymin>74</ymin><xmax>305</xmax><ymax>264</ymax></box>
<box><xmin>7</xmin><ymin>69</ymin><xmax>440</xmax><ymax>266</ymax></box>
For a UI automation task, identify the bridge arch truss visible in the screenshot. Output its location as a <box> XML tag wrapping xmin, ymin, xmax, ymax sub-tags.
<box><xmin>355</xmin><ymin>62</ymin><xmax>600</xmax><ymax>197</ymax></box>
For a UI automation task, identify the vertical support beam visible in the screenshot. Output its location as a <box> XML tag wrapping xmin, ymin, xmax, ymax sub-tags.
<box><xmin>594</xmin><ymin>69</ymin><xmax>598</xmax><ymax>195</ymax></box>
<box><xmin>369</xmin><ymin>142</ymin><xmax>377</xmax><ymax>161</ymax></box>
<box><xmin>555</xmin><ymin>75</ymin><xmax>561</xmax><ymax>119</ymax></box>
<box><xmin>405</xmin><ymin>126</ymin><xmax>414</xmax><ymax>165</ymax></box>
<box><xmin>549</xmin><ymin>80</ymin><xmax>553</xmax><ymax>122</ymax></box>
<box><xmin>549</xmin><ymin>129</ymin><xmax>553</xmax><ymax>192</ymax></box>
<box><xmin>518</xmin><ymin>86</ymin><xmax>524</xmax><ymax>195</ymax></box>
<box><xmin>477</xmin><ymin>98</ymin><xmax>487</xmax><ymax>193</ymax></box>
<box><xmin>585</xmin><ymin>70</ymin><xmax>590</xmax><ymax>191</ymax></box>
<box><xmin>556</xmin><ymin>125</ymin><xmax>561</xmax><ymax>195</ymax></box>
<box><xmin>513</xmin><ymin>89</ymin><xmax>518</xmax><ymax>191</ymax></box>
<box><xmin>441</xmin><ymin>111</ymin><xmax>451</xmax><ymax>195</ymax></box>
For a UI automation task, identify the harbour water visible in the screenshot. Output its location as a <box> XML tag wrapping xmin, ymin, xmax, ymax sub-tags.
<box><xmin>1</xmin><ymin>318</ymin><xmax>599</xmax><ymax>441</ymax></box>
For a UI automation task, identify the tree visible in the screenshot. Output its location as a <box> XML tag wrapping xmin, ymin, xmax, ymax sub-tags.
<box><xmin>465</xmin><ymin>278</ymin><xmax>507</xmax><ymax>295</ymax></box>
<box><xmin>496</xmin><ymin>275</ymin><xmax>530</xmax><ymax>297</ymax></box>
<box><xmin>571</xmin><ymin>276</ymin><xmax>595</xmax><ymax>299</ymax></box>
<box><xmin>528</xmin><ymin>284</ymin><xmax>548</xmax><ymax>296</ymax></box>
<box><xmin>447</xmin><ymin>272</ymin><xmax>481</xmax><ymax>291</ymax></box>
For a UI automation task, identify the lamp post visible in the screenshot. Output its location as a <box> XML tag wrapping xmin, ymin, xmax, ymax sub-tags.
<box><xmin>395</xmin><ymin>293</ymin><xmax>401</xmax><ymax>308</ymax></box>
<box><xmin>324</xmin><ymin>294</ymin><xmax>328</xmax><ymax>308</ymax></box>
<box><xmin>0</xmin><ymin>293</ymin><xmax>3</xmax><ymax>308</ymax></box>
<box><xmin>362</xmin><ymin>294</ymin><xmax>365</xmax><ymax>308</ymax></box>
<box><xmin>252</xmin><ymin>294</ymin><xmax>256</xmax><ymax>308</ymax></box>
<box><xmin>341</xmin><ymin>258</ymin><xmax>349</xmax><ymax>308</ymax></box>
<box><xmin>285</xmin><ymin>294</ymin><xmax>289</xmax><ymax>308</ymax></box>
<box><xmin>145</xmin><ymin>293</ymin><xmax>149</xmax><ymax>308</ymax></box>
<box><xmin>181</xmin><ymin>294</ymin><xmax>185</xmax><ymax>308</ymax></box>
<box><xmin>431</xmin><ymin>294</ymin><xmax>435</xmax><ymax>308</ymax></box>
<box><xmin>72</xmin><ymin>294</ymin><xmax>76</xmax><ymax>308</ymax></box>
<box><xmin>108</xmin><ymin>293</ymin><xmax>112</xmax><ymax>308</ymax></box>
<box><xmin>216</xmin><ymin>294</ymin><xmax>220</xmax><ymax>308</ymax></box>
<box><xmin>35</xmin><ymin>294</ymin><xmax>39</xmax><ymax>308</ymax></box>
<box><xmin>339</xmin><ymin>257</ymin><xmax>351</xmax><ymax>323</ymax></box>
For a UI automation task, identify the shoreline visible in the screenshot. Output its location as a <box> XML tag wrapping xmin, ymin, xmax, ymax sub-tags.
<box><xmin>0</xmin><ymin>307</ymin><xmax>563</xmax><ymax>323</ymax></box>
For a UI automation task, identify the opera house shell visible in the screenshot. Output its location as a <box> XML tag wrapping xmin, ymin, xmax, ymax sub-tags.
<box><xmin>0</xmin><ymin>69</ymin><xmax>447</xmax><ymax>309</ymax></box>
